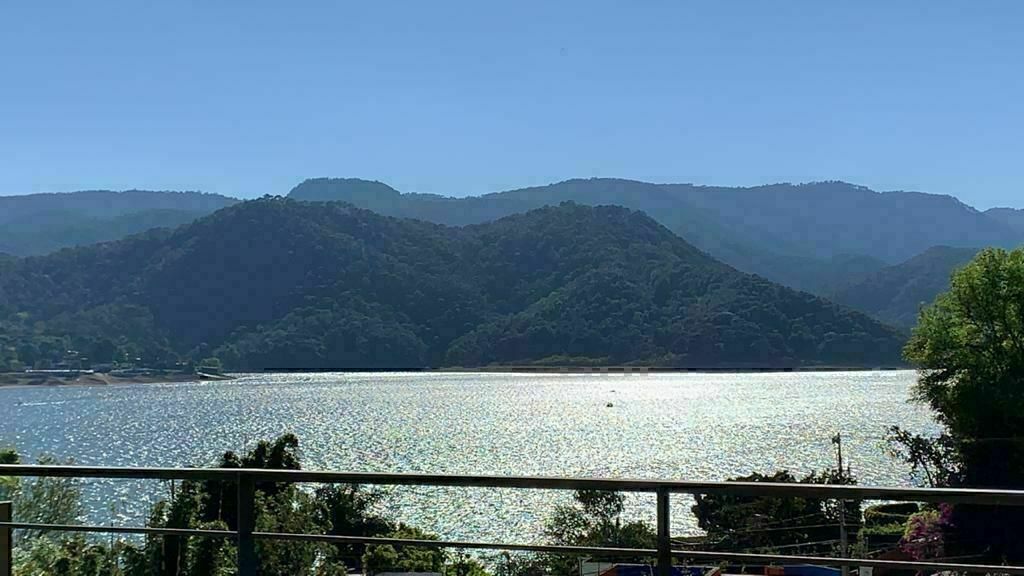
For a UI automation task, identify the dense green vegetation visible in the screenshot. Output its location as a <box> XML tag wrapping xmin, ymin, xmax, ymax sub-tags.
<box><xmin>539</xmin><ymin>490</ymin><xmax>656</xmax><ymax>575</ymax></box>
<box><xmin>832</xmin><ymin>246</ymin><xmax>979</xmax><ymax>328</ymax></box>
<box><xmin>892</xmin><ymin>247</ymin><xmax>1024</xmax><ymax>561</ymax></box>
<box><xmin>3</xmin><ymin>435</ymin><xmax>670</xmax><ymax>576</ymax></box>
<box><xmin>3</xmin><ymin>435</ymin><xmax>492</xmax><ymax>575</ymax></box>
<box><xmin>692</xmin><ymin>468</ymin><xmax>860</xmax><ymax>554</ymax></box>
<box><xmin>0</xmin><ymin>199</ymin><xmax>905</xmax><ymax>370</ymax></box>
<box><xmin>0</xmin><ymin>190</ymin><xmax>237</xmax><ymax>256</ymax></box>
<box><xmin>2</xmin><ymin>437</ymin><xmax>950</xmax><ymax>575</ymax></box>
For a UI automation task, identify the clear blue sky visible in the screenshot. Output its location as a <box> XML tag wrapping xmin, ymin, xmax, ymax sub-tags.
<box><xmin>2</xmin><ymin>1</ymin><xmax>1022</xmax><ymax>208</ymax></box>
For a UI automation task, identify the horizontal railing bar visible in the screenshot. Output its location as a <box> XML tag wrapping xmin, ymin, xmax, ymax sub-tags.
<box><xmin>0</xmin><ymin>521</ymin><xmax>234</xmax><ymax>538</ymax></box>
<box><xmin>3</xmin><ymin>521</ymin><xmax>1022</xmax><ymax>574</ymax></box>
<box><xmin>2</xmin><ymin>465</ymin><xmax>1023</xmax><ymax>505</ymax></box>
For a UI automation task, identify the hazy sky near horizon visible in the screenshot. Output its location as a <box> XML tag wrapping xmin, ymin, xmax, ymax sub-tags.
<box><xmin>1</xmin><ymin>2</ymin><xmax>1022</xmax><ymax>208</ymax></box>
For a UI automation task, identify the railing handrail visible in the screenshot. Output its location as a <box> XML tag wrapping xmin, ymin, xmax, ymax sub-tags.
<box><xmin>2</xmin><ymin>464</ymin><xmax>1024</xmax><ymax>506</ymax></box>
<box><xmin>4</xmin><ymin>464</ymin><xmax>1024</xmax><ymax>576</ymax></box>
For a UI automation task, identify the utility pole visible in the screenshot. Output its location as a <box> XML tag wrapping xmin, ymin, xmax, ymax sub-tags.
<box><xmin>832</xmin><ymin>433</ymin><xmax>849</xmax><ymax>576</ymax></box>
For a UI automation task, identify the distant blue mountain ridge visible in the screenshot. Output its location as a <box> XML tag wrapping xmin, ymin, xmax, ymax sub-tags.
<box><xmin>3</xmin><ymin>178</ymin><xmax>1020</xmax><ymax>328</ymax></box>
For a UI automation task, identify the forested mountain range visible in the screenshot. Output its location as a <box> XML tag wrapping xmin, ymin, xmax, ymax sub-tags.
<box><xmin>831</xmin><ymin>246</ymin><xmax>980</xmax><ymax>328</ymax></box>
<box><xmin>0</xmin><ymin>200</ymin><xmax>905</xmax><ymax>370</ymax></box>
<box><xmin>288</xmin><ymin>178</ymin><xmax>855</xmax><ymax>292</ymax></box>
<box><xmin>2</xmin><ymin>179</ymin><xmax>1017</xmax><ymax>336</ymax></box>
<box><xmin>5</xmin><ymin>180</ymin><xmax>1016</xmax><ymax>276</ymax></box>
<box><xmin>288</xmin><ymin>178</ymin><xmax>1023</xmax><ymax>293</ymax></box>
<box><xmin>0</xmin><ymin>190</ymin><xmax>237</xmax><ymax>255</ymax></box>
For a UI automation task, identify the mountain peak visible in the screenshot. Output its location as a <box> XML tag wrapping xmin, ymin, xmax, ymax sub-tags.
<box><xmin>985</xmin><ymin>207</ymin><xmax>1024</xmax><ymax>233</ymax></box>
<box><xmin>287</xmin><ymin>178</ymin><xmax>401</xmax><ymax>202</ymax></box>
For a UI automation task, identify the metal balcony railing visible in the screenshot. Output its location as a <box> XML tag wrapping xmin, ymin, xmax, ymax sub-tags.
<box><xmin>2</xmin><ymin>465</ymin><xmax>1024</xmax><ymax>576</ymax></box>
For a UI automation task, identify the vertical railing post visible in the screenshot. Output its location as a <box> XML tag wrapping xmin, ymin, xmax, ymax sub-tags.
<box><xmin>656</xmin><ymin>488</ymin><xmax>671</xmax><ymax>576</ymax></box>
<box><xmin>237</xmin><ymin>473</ymin><xmax>257</xmax><ymax>576</ymax></box>
<box><xmin>838</xmin><ymin>497</ymin><xmax>849</xmax><ymax>576</ymax></box>
<box><xmin>0</xmin><ymin>501</ymin><xmax>11</xmax><ymax>576</ymax></box>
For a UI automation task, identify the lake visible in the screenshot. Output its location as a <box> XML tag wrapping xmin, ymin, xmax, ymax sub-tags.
<box><xmin>0</xmin><ymin>370</ymin><xmax>940</xmax><ymax>543</ymax></box>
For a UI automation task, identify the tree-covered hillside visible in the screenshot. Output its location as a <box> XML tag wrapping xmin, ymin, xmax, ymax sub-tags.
<box><xmin>0</xmin><ymin>190</ymin><xmax>238</xmax><ymax>256</ymax></box>
<box><xmin>5</xmin><ymin>178</ymin><xmax>1015</xmax><ymax>300</ymax></box>
<box><xmin>832</xmin><ymin>246</ymin><xmax>980</xmax><ymax>328</ymax></box>
<box><xmin>0</xmin><ymin>199</ymin><xmax>905</xmax><ymax>370</ymax></box>
<box><xmin>288</xmin><ymin>177</ymin><xmax>1023</xmax><ymax>293</ymax></box>
<box><xmin>288</xmin><ymin>178</ymin><xmax>891</xmax><ymax>294</ymax></box>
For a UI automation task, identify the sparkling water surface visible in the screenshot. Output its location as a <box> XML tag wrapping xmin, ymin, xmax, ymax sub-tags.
<box><xmin>0</xmin><ymin>371</ymin><xmax>939</xmax><ymax>542</ymax></box>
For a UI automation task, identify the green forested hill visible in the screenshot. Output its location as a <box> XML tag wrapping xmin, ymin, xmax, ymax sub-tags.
<box><xmin>286</xmin><ymin>178</ymin><xmax>828</xmax><ymax>289</ymax></box>
<box><xmin>288</xmin><ymin>177</ymin><xmax>1023</xmax><ymax>293</ymax></box>
<box><xmin>0</xmin><ymin>199</ymin><xmax>906</xmax><ymax>370</ymax></box>
<box><xmin>442</xmin><ymin>206</ymin><xmax>904</xmax><ymax>368</ymax></box>
<box><xmin>831</xmin><ymin>246</ymin><xmax>980</xmax><ymax>328</ymax></box>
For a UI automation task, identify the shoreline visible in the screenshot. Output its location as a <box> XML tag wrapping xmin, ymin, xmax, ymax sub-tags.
<box><xmin>268</xmin><ymin>364</ymin><xmax>909</xmax><ymax>374</ymax></box>
<box><xmin>430</xmin><ymin>365</ymin><xmax>906</xmax><ymax>374</ymax></box>
<box><xmin>0</xmin><ymin>365</ymin><xmax>909</xmax><ymax>387</ymax></box>
<box><xmin>0</xmin><ymin>371</ymin><xmax>232</xmax><ymax>388</ymax></box>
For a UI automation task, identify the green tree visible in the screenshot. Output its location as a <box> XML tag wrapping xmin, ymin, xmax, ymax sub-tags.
<box><xmin>4</xmin><ymin>449</ymin><xmax>137</xmax><ymax>576</ymax></box>
<box><xmin>362</xmin><ymin>525</ymin><xmax>445</xmax><ymax>575</ymax></box>
<box><xmin>11</xmin><ymin>455</ymin><xmax>83</xmax><ymax>544</ymax></box>
<box><xmin>0</xmin><ymin>448</ymin><xmax>20</xmax><ymax>500</ymax></box>
<box><xmin>449</xmin><ymin>551</ymin><xmax>490</xmax><ymax>576</ymax></box>
<box><xmin>692</xmin><ymin>468</ymin><xmax>860</xmax><ymax>553</ymax></box>
<box><xmin>542</xmin><ymin>490</ymin><xmax>656</xmax><ymax>575</ymax></box>
<box><xmin>362</xmin><ymin>544</ymin><xmax>400</xmax><ymax>575</ymax></box>
<box><xmin>141</xmin><ymin>433</ymin><xmax>351</xmax><ymax>576</ymax></box>
<box><xmin>903</xmin><ymin>247</ymin><xmax>1024</xmax><ymax>560</ymax></box>
<box><xmin>314</xmin><ymin>484</ymin><xmax>394</xmax><ymax>570</ymax></box>
<box><xmin>883</xmin><ymin>426</ymin><xmax>960</xmax><ymax>488</ymax></box>
<box><xmin>6</xmin><ymin>434</ymin><xmax>500</xmax><ymax>576</ymax></box>
<box><xmin>491</xmin><ymin>552</ymin><xmax>547</xmax><ymax>576</ymax></box>
<box><xmin>905</xmin><ymin>248</ymin><xmax>1024</xmax><ymax>448</ymax></box>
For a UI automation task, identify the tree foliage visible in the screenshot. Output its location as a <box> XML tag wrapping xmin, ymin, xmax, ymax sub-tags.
<box><xmin>362</xmin><ymin>525</ymin><xmax>445</xmax><ymax>575</ymax></box>
<box><xmin>691</xmin><ymin>469</ymin><xmax>860</xmax><ymax>553</ymax></box>
<box><xmin>883</xmin><ymin>426</ymin><xmax>960</xmax><ymax>489</ymax></box>
<box><xmin>902</xmin><ymin>247</ymin><xmax>1024</xmax><ymax>561</ymax></box>
<box><xmin>6</xmin><ymin>435</ymin><xmax>463</xmax><ymax>576</ymax></box>
<box><xmin>1</xmin><ymin>453</ymin><xmax>83</xmax><ymax>545</ymax></box>
<box><xmin>541</xmin><ymin>490</ymin><xmax>656</xmax><ymax>575</ymax></box>
<box><xmin>905</xmin><ymin>247</ymin><xmax>1024</xmax><ymax>445</ymax></box>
